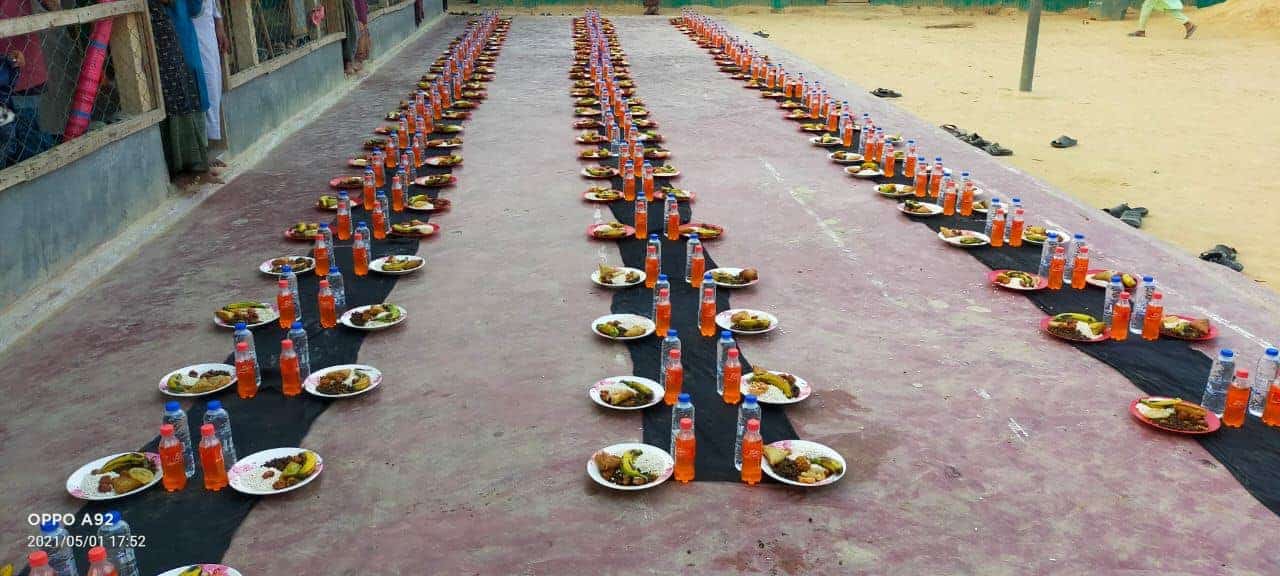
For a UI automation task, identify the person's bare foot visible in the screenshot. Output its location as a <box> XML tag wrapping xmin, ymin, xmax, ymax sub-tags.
<box><xmin>1128</xmin><ymin>30</ymin><xmax>1146</xmax><ymax>37</ymax></box>
<box><xmin>1184</xmin><ymin>22</ymin><xmax>1198</xmax><ymax>39</ymax></box>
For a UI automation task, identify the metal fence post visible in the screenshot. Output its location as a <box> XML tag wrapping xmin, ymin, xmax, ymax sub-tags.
<box><xmin>1019</xmin><ymin>0</ymin><xmax>1043</xmax><ymax>91</ymax></box>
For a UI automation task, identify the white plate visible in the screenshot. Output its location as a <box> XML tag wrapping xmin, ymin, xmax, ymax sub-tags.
<box><xmin>652</xmin><ymin>169</ymin><xmax>680</xmax><ymax>178</ymax></box>
<box><xmin>591</xmin><ymin>267</ymin><xmax>646</xmax><ymax>288</ymax></box>
<box><xmin>589</xmin><ymin>376</ymin><xmax>664</xmax><ymax>411</ymax></box>
<box><xmin>876</xmin><ymin>184</ymin><xmax>915</xmax><ymax>198</ymax></box>
<box><xmin>158</xmin><ymin>363</ymin><xmax>236</xmax><ymax>397</ymax></box>
<box><xmin>591</xmin><ymin>313</ymin><xmax>656</xmax><ymax>341</ymax></box>
<box><xmin>828</xmin><ymin>151</ymin><xmax>863</xmax><ymax>164</ymax></box>
<box><xmin>66</xmin><ymin>452</ymin><xmax>163</xmax><ymax>501</ymax></box>
<box><xmin>581</xmin><ymin>167</ymin><xmax>618</xmax><ymax>179</ymax></box>
<box><xmin>339</xmin><ymin>304</ymin><xmax>407</xmax><ymax>331</ymax></box>
<box><xmin>707</xmin><ymin>267</ymin><xmax>759</xmax><ymax>288</ymax></box>
<box><xmin>846</xmin><ymin>167</ymin><xmax>883</xmax><ymax>179</ymax></box>
<box><xmin>761</xmin><ymin>439</ymin><xmax>846</xmax><ymax>487</ymax></box>
<box><xmin>897</xmin><ymin>202</ymin><xmax>943</xmax><ymax>217</ymax></box>
<box><xmin>303</xmin><ymin>364</ymin><xmax>382</xmax><ymax>398</ymax></box>
<box><xmin>156</xmin><ymin>566</ymin><xmax>243</xmax><ymax>576</ymax></box>
<box><xmin>586</xmin><ymin>443</ymin><xmax>674</xmax><ymax>491</ymax></box>
<box><xmin>938</xmin><ymin>230</ymin><xmax>991</xmax><ymax>248</ymax></box>
<box><xmin>1021</xmin><ymin>229</ymin><xmax>1067</xmax><ymax>246</ymax></box>
<box><xmin>715</xmin><ymin>309</ymin><xmax>779</xmax><ymax>335</ymax></box>
<box><xmin>405</xmin><ymin>198</ymin><xmax>441</xmax><ymax>212</ymax></box>
<box><xmin>809</xmin><ymin>137</ymin><xmax>842</xmax><ymax>147</ymax></box>
<box><xmin>212</xmin><ymin>304</ymin><xmax>278</xmax><ymax>329</ymax></box>
<box><xmin>369</xmin><ymin>255</ymin><xmax>425</xmax><ymax>276</ymax></box>
<box><xmin>258</xmin><ymin>256</ymin><xmax>315</xmax><ymax>276</ymax></box>
<box><xmin>227</xmin><ymin>448</ymin><xmax>323</xmax><ymax>496</ymax></box>
<box><xmin>740</xmin><ymin>371</ymin><xmax>811</xmax><ymax>405</ymax></box>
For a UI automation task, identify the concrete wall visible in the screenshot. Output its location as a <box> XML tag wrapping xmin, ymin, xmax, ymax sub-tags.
<box><xmin>369</xmin><ymin>3</ymin><xmax>419</xmax><ymax>59</ymax></box>
<box><xmin>221</xmin><ymin>40</ymin><xmax>348</xmax><ymax>157</ymax></box>
<box><xmin>0</xmin><ymin>125</ymin><xmax>169</xmax><ymax>307</ymax></box>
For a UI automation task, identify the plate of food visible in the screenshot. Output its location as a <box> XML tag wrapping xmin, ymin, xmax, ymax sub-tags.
<box><xmin>413</xmin><ymin>174</ymin><xmax>456</xmax><ymax>188</ymax></box>
<box><xmin>1021</xmin><ymin>226</ymin><xmax>1066</xmax><ymax>245</ymax></box>
<box><xmin>284</xmin><ymin>222</ymin><xmax>321</xmax><ymax>241</ymax></box>
<box><xmin>628</xmin><ymin>107</ymin><xmax>650</xmax><ymax>118</ymax></box>
<box><xmin>582</xmin><ymin>166</ymin><xmax>619</xmax><ymax>179</ymax></box>
<box><xmin>574</xmin><ymin>97</ymin><xmax>599</xmax><ymax>106</ymax></box>
<box><xmin>434</xmin><ymin>124</ymin><xmax>463</xmax><ymax>134</ymax></box>
<box><xmin>1085</xmin><ymin>270</ymin><xmax>1139</xmax><ymax>290</ymax></box>
<box><xmin>583</xmin><ymin>187</ymin><xmax>624</xmax><ymax>202</ymax></box>
<box><xmin>634</xmin><ymin>118</ymin><xmax>658</xmax><ymax>129</ymax></box>
<box><xmin>898</xmin><ymin>200</ymin><xmax>943</xmax><ymax>217</ymax></box>
<box><xmin>347</xmin><ymin>157</ymin><xmax>370</xmax><ymax>168</ymax></box>
<box><xmin>779</xmin><ymin>101</ymin><xmax>804</xmax><ymax>111</ymax></box>
<box><xmin>1129</xmin><ymin>397</ymin><xmax>1220</xmax><ymax>435</ymax></box>
<box><xmin>340</xmin><ymin>303</ymin><xmax>406</xmax><ymax>330</ymax></box>
<box><xmin>938</xmin><ymin>227</ymin><xmax>990</xmax><ymax>248</ymax></box>
<box><xmin>644</xmin><ymin>147</ymin><xmax>671</xmax><ymax>159</ymax></box>
<box><xmin>592</xmin><ymin>263</ymin><xmax>645</xmax><ymax>288</ymax></box>
<box><xmin>450</xmin><ymin>100</ymin><xmax>476</xmax><ymax>110</ymax></box>
<box><xmin>741</xmin><ymin>369</ymin><xmax>810</xmax><ymax>405</ymax></box>
<box><xmin>636</xmin><ymin>131</ymin><xmax>663</xmax><ymax>143</ymax></box>
<box><xmin>761</xmin><ymin>440</ymin><xmax>845</xmax><ymax>487</ymax></box>
<box><xmin>579</xmin><ymin>148</ymin><xmax>611</xmax><ymax>160</ymax></box>
<box><xmin>66</xmin><ymin>452</ymin><xmax>162</xmax><ymax>500</ymax></box>
<box><xmin>390</xmin><ymin>220</ymin><xmax>439</xmax><ymax>238</ymax></box>
<box><xmin>761</xmin><ymin>90</ymin><xmax>786</xmax><ymax>99</ymax></box>
<box><xmin>716</xmin><ymin>309</ymin><xmax>777</xmax><ymax>335</ymax></box>
<box><xmin>304</xmin><ymin>364</ymin><xmax>381</xmax><ymax>398</ymax></box>
<box><xmin>846</xmin><ymin>164</ymin><xmax>883</xmax><ymax>178</ymax></box>
<box><xmin>227</xmin><ymin>448</ymin><xmax>322</xmax><ymax>496</ymax></box>
<box><xmin>572</xmin><ymin>119</ymin><xmax>601</xmax><ymax>130</ymax></box>
<box><xmin>592</xmin><ymin>313</ymin><xmax>656</xmax><ymax>341</ymax></box>
<box><xmin>424</xmin><ymin>154</ymin><xmax>463</xmax><ymax>167</ymax></box>
<box><xmin>1160</xmin><ymin>315</ymin><xmax>1217</xmax><ymax>341</ymax></box>
<box><xmin>876</xmin><ymin>183</ymin><xmax>915</xmax><ymax>198</ymax></box>
<box><xmin>654</xmin><ymin>186</ymin><xmax>694</xmax><ymax>202</ymax></box>
<box><xmin>810</xmin><ymin>134</ymin><xmax>842</xmax><ymax>147</ymax></box>
<box><xmin>988</xmin><ymin>269</ymin><xmax>1047</xmax><ymax>291</ymax></box>
<box><xmin>315</xmin><ymin>194</ymin><xmax>347</xmax><ymax>211</ymax></box>
<box><xmin>160</xmin><ymin>363</ymin><xmax>235</xmax><ymax>397</ymax></box>
<box><xmin>461</xmin><ymin>91</ymin><xmax>487</xmax><ymax>100</ymax></box>
<box><xmin>1041</xmin><ymin>313</ymin><xmax>1109</xmax><ymax>343</ymax></box>
<box><xmin>588</xmin><ymin>443</ymin><xmax>673</xmax><ymax>491</ymax></box>
<box><xmin>971</xmin><ymin>199</ymin><xmax>990</xmax><ymax>214</ymax></box>
<box><xmin>362</xmin><ymin>138</ymin><xmax>386</xmax><ymax>150</ymax></box>
<box><xmin>709</xmin><ymin>267</ymin><xmax>759</xmax><ymax>288</ymax></box>
<box><xmin>213</xmin><ymin>302</ymin><xmax>277</xmax><ymax>329</ymax></box>
<box><xmin>590</xmin><ymin>376</ymin><xmax>664</xmax><ymax>411</ymax></box>
<box><xmin>679</xmin><ymin>223</ymin><xmax>724</xmax><ymax>240</ymax></box>
<box><xmin>574</xmin><ymin>107</ymin><xmax>602</xmax><ymax>117</ymax></box>
<box><xmin>829</xmin><ymin>151</ymin><xmax>863</xmax><ymax>164</ymax></box>
<box><xmin>407</xmin><ymin>194</ymin><xmax>451</xmax><ymax>212</ymax></box>
<box><xmin>372</xmin><ymin>126</ymin><xmax>393</xmax><ymax>135</ymax></box>
<box><xmin>799</xmin><ymin>123</ymin><xmax>827</xmax><ymax>133</ymax></box>
<box><xmin>370</xmin><ymin>254</ymin><xmax>424</xmax><ymax>276</ymax></box>
<box><xmin>652</xmin><ymin>165</ymin><xmax>680</xmax><ymax>178</ymax></box>
<box><xmin>156</xmin><ymin>564</ymin><xmax>243</xmax><ymax>576</ymax></box>
<box><xmin>259</xmin><ymin>256</ymin><xmax>315</xmax><ymax>276</ymax></box>
<box><xmin>424</xmin><ymin>137</ymin><xmax>463</xmax><ymax>149</ymax></box>
<box><xmin>587</xmin><ymin>222</ymin><xmax>635</xmax><ymax>240</ymax></box>
<box><xmin>441</xmin><ymin>111</ymin><xmax>470</xmax><ymax>122</ymax></box>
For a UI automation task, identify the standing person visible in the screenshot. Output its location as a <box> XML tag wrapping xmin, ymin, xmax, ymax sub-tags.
<box><xmin>1</xmin><ymin>0</ymin><xmax>60</xmax><ymax>166</ymax></box>
<box><xmin>150</xmin><ymin>0</ymin><xmax>211</xmax><ymax>174</ymax></box>
<box><xmin>340</xmin><ymin>0</ymin><xmax>360</xmax><ymax>74</ymax></box>
<box><xmin>192</xmin><ymin>0</ymin><xmax>227</xmax><ymax>148</ymax></box>
<box><xmin>1129</xmin><ymin>0</ymin><xmax>1197</xmax><ymax>38</ymax></box>
<box><xmin>643</xmin><ymin>0</ymin><xmax>659</xmax><ymax>15</ymax></box>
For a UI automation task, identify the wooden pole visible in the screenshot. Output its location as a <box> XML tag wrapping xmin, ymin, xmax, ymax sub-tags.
<box><xmin>1019</xmin><ymin>0</ymin><xmax>1043</xmax><ymax>92</ymax></box>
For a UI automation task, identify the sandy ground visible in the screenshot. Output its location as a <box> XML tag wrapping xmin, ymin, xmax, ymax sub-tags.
<box><xmin>721</xmin><ymin>4</ymin><xmax>1280</xmax><ymax>287</ymax></box>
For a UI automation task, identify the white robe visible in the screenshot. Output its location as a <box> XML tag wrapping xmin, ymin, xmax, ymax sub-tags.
<box><xmin>192</xmin><ymin>0</ymin><xmax>223</xmax><ymax>140</ymax></box>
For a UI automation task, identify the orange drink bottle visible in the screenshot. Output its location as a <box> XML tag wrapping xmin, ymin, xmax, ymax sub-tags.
<box><xmin>1111</xmin><ymin>293</ymin><xmax>1131</xmax><ymax>341</ymax></box>
<box><xmin>826</xmin><ymin>106</ymin><xmax>839</xmax><ymax>133</ymax></box>
<box><xmin>318</xmin><ymin>279</ymin><xmax>337</xmax><ymax>329</ymax></box>
<box><xmin>634</xmin><ymin>196</ymin><xmax>648</xmax><ymax>240</ymax></box>
<box><xmin>699</xmin><ymin>286</ymin><xmax>717</xmax><ymax>337</ymax></box>
<box><xmin>958</xmin><ymin>173</ymin><xmax>974</xmax><ymax>216</ymax></box>
<box><xmin>990</xmin><ymin>209</ymin><xmax>1006</xmax><ymax>248</ymax></box>
<box><xmin>871</xmin><ymin>130</ymin><xmax>884</xmax><ymax>165</ymax></box>
<box><xmin>1141</xmin><ymin>292</ymin><xmax>1163</xmax><ymax>341</ymax></box>
<box><xmin>406</xmin><ymin>109</ymin><xmax>416</xmax><ymax>133</ymax></box>
<box><xmin>336</xmin><ymin>192</ymin><xmax>352</xmax><ymax>241</ymax></box>
<box><xmin>913</xmin><ymin>158</ymin><xmax>928</xmax><ymax>197</ymax></box>
<box><xmin>363</xmin><ymin>167</ymin><xmax>378</xmax><ymax>209</ymax></box>
<box><xmin>352</xmin><ymin>230</ymin><xmax>369</xmax><ymax>276</ymax></box>
<box><xmin>622</xmin><ymin>160</ymin><xmax>636</xmax><ymax>201</ymax></box>
<box><xmin>313</xmin><ymin>235</ymin><xmax>329</xmax><ymax>277</ymax></box>
<box><xmin>941</xmin><ymin>180</ymin><xmax>957</xmax><ymax>216</ymax></box>
<box><xmin>235</xmin><ymin>342</ymin><xmax>257</xmax><ymax>399</ymax></box>
<box><xmin>882</xmin><ymin>143</ymin><xmax>896</xmax><ymax>178</ymax></box>
<box><xmin>397</xmin><ymin>118</ymin><xmax>409</xmax><ymax>144</ymax></box>
<box><xmin>391</xmin><ymin>174</ymin><xmax>405</xmax><ymax>212</ymax></box>
<box><xmin>280</xmin><ymin>338</ymin><xmax>302</xmax><ymax>397</ymax></box>
<box><xmin>673</xmin><ymin>417</ymin><xmax>696</xmax><ymax>483</ymax></box>
<box><xmin>1009</xmin><ymin>208</ymin><xmax>1026</xmax><ymax>248</ymax></box>
<box><xmin>1070</xmin><ymin>246</ymin><xmax>1090</xmax><ymax>288</ymax></box>
<box><xmin>372</xmin><ymin>201</ymin><xmax>387</xmax><ymax>240</ymax></box>
<box><xmin>655</xmin><ymin>288</ymin><xmax>672</xmax><ymax>336</ymax></box>
<box><xmin>158</xmin><ymin>424</ymin><xmax>187</xmax><ymax>492</ymax></box>
<box><xmin>665</xmin><ymin>198</ymin><xmax>680</xmax><ymax>241</ymax></box>
<box><xmin>840</xmin><ymin>115</ymin><xmax>854</xmax><ymax>148</ymax></box>
<box><xmin>198</xmin><ymin>424</ymin><xmax>228</xmax><ymax>491</ymax></box>
<box><xmin>904</xmin><ymin>140</ymin><xmax>918</xmax><ymax>177</ymax></box>
<box><xmin>722</xmin><ymin>348</ymin><xmax>742</xmax><ymax>404</ymax></box>
<box><xmin>690</xmin><ymin>246</ymin><xmax>705</xmax><ymax>287</ymax></box>
<box><xmin>645</xmin><ymin>245</ymin><xmax>659</xmax><ymax>288</ymax></box>
<box><xmin>276</xmin><ymin>280</ymin><xmax>295</xmax><ymax>329</ymax></box>
<box><xmin>740</xmin><ymin>418</ymin><xmax>763</xmax><ymax>485</ymax></box>
<box><xmin>664</xmin><ymin>349</ymin><xmax>683</xmax><ymax>405</ymax></box>
<box><xmin>929</xmin><ymin>158</ymin><xmax>944</xmax><ymax>198</ymax></box>
<box><xmin>1223</xmin><ymin>370</ymin><xmax>1252</xmax><ymax>428</ymax></box>
<box><xmin>1048</xmin><ymin>246</ymin><xmax>1067</xmax><ymax>289</ymax></box>
<box><xmin>1263</xmin><ymin>380</ymin><xmax>1280</xmax><ymax>427</ymax></box>
<box><xmin>384</xmin><ymin>136</ymin><xmax>397</xmax><ymax>170</ymax></box>
<box><xmin>643</xmin><ymin>162</ymin><xmax>655</xmax><ymax>201</ymax></box>
<box><xmin>423</xmin><ymin>104</ymin><xmax>435</xmax><ymax>132</ymax></box>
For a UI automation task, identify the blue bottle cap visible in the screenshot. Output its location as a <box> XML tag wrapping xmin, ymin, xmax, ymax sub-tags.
<box><xmin>689</xmin><ymin>232</ymin><xmax>699</xmax><ymax>239</ymax></box>
<box><xmin>234</xmin><ymin>322</ymin><xmax>247</xmax><ymax>331</ymax></box>
<box><xmin>330</xmin><ymin>265</ymin><xmax>340</xmax><ymax>273</ymax></box>
<box><xmin>338</xmin><ymin>191</ymin><xmax>348</xmax><ymax>198</ymax></box>
<box><xmin>658</xmin><ymin>274</ymin><xmax>668</xmax><ymax>281</ymax></box>
<box><xmin>1111</xmin><ymin>275</ymin><xmax>1122</xmax><ymax>282</ymax></box>
<box><xmin>704</xmin><ymin>272</ymin><xmax>713</xmax><ymax>279</ymax></box>
<box><xmin>667</xmin><ymin>329</ymin><xmax>678</xmax><ymax>337</ymax></box>
<box><xmin>207</xmin><ymin>400</ymin><xmax>222</xmax><ymax>411</ymax></box>
<box><xmin>1143</xmin><ymin>275</ymin><xmax>1154</xmax><ymax>282</ymax></box>
<box><xmin>744</xmin><ymin>394</ymin><xmax>758</xmax><ymax>405</ymax></box>
<box><xmin>165</xmin><ymin>400</ymin><xmax>180</xmax><ymax>412</ymax></box>
<box><xmin>1266</xmin><ymin>348</ymin><xmax>1279</xmax><ymax>357</ymax></box>
<box><xmin>961</xmin><ymin>171</ymin><xmax>970</xmax><ymax>177</ymax></box>
<box><xmin>281</xmin><ymin>265</ymin><xmax>292</xmax><ymax>273</ymax></box>
<box><xmin>319</xmin><ymin>223</ymin><xmax>329</xmax><ymax>229</ymax></box>
<box><xmin>1221</xmin><ymin>349</ymin><xmax>1234</xmax><ymax>358</ymax></box>
<box><xmin>357</xmin><ymin>221</ymin><xmax>367</xmax><ymax>227</ymax></box>
<box><xmin>649</xmin><ymin>234</ymin><xmax>659</xmax><ymax>240</ymax></box>
<box><xmin>721</xmin><ymin>331</ymin><xmax>732</xmax><ymax>339</ymax></box>
<box><xmin>104</xmin><ymin>511</ymin><xmax>120</xmax><ymax>525</ymax></box>
<box><xmin>291</xmin><ymin>321</ymin><xmax>303</xmax><ymax>330</ymax></box>
<box><xmin>934</xmin><ymin>156</ymin><xmax>942</xmax><ymax>161</ymax></box>
<box><xmin>1074</xmin><ymin>233</ymin><xmax>1085</xmax><ymax>240</ymax></box>
<box><xmin>678</xmin><ymin>393</ymin><xmax>691</xmax><ymax>403</ymax></box>
<box><xmin>40</xmin><ymin>520</ymin><xmax>58</xmax><ymax>533</ymax></box>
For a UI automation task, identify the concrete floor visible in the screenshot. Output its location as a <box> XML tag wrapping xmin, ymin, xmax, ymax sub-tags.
<box><xmin>3</xmin><ymin>15</ymin><xmax>1279</xmax><ymax>575</ymax></box>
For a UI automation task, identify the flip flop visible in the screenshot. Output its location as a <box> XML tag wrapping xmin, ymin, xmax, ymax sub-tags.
<box><xmin>984</xmin><ymin>143</ymin><xmax>1013</xmax><ymax>156</ymax></box>
<box><xmin>1128</xmin><ymin>31</ymin><xmax>1147</xmax><ymax>37</ymax></box>
<box><xmin>753</xmin><ymin>30</ymin><xmax>770</xmax><ymax>38</ymax></box>
<box><xmin>1200</xmin><ymin>245</ymin><xmax>1244</xmax><ymax>271</ymax></box>
<box><xmin>1051</xmin><ymin>135</ymin><xmax>1077</xmax><ymax>148</ymax></box>
<box><xmin>1104</xmin><ymin>203</ymin><xmax>1131</xmax><ymax>218</ymax></box>
<box><xmin>1120</xmin><ymin>209</ymin><xmax>1145</xmax><ymax>228</ymax></box>
<box><xmin>871</xmin><ymin>88</ymin><xmax>902</xmax><ymax>98</ymax></box>
<box><xmin>941</xmin><ymin>124</ymin><xmax>965</xmax><ymax>137</ymax></box>
<box><xmin>1185</xmin><ymin>24</ymin><xmax>1198</xmax><ymax>39</ymax></box>
<box><xmin>963</xmin><ymin>133</ymin><xmax>990</xmax><ymax>148</ymax></box>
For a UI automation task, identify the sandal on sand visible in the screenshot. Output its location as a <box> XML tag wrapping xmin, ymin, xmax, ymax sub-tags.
<box><xmin>871</xmin><ymin>88</ymin><xmax>902</xmax><ymax>98</ymax></box>
<box><xmin>963</xmin><ymin>133</ymin><xmax>990</xmax><ymax>148</ymax></box>
<box><xmin>984</xmin><ymin>143</ymin><xmax>1013</xmax><ymax>156</ymax></box>
<box><xmin>1051</xmin><ymin>135</ymin><xmax>1077</xmax><ymax>148</ymax></box>
<box><xmin>752</xmin><ymin>30</ymin><xmax>770</xmax><ymax>38</ymax></box>
<box><xmin>1120</xmin><ymin>209</ymin><xmax>1146</xmax><ymax>228</ymax></box>
<box><xmin>1185</xmin><ymin>23</ymin><xmax>1198</xmax><ymax>39</ymax></box>
<box><xmin>1200</xmin><ymin>244</ymin><xmax>1244</xmax><ymax>271</ymax></box>
<box><xmin>1128</xmin><ymin>30</ymin><xmax>1147</xmax><ymax>37</ymax></box>
<box><xmin>1104</xmin><ymin>203</ymin><xmax>1131</xmax><ymax>217</ymax></box>
<box><xmin>941</xmin><ymin>124</ymin><xmax>965</xmax><ymax>137</ymax></box>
